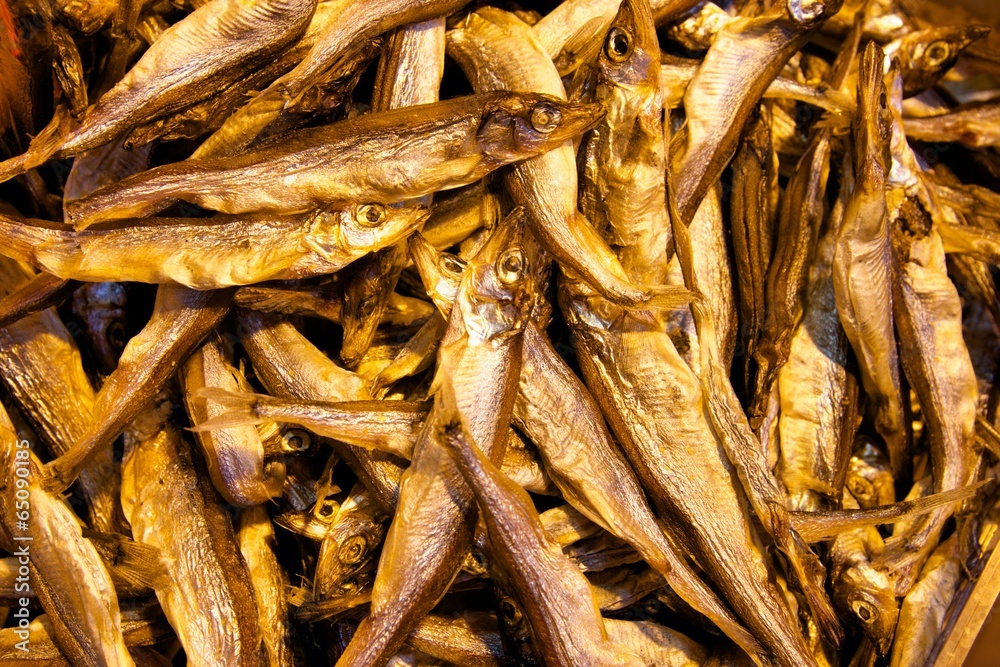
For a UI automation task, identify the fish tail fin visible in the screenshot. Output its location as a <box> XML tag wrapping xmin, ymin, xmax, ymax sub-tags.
<box><xmin>793</xmin><ymin>481</ymin><xmax>988</xmax><ymax>542</ymax></box>
<box><xmin>642</xmin><ymin>284</ymin><xmax>697</xmax><ymax>310</ymax></box>
<box><xmin>0</xmin><ymin>154</ymin><xmax>26</xmax><ymax>183</ymax></box>
<box><xmin>785</xmin><ymin>529</ymin><xmax>845</xmax><ymax>646</ymax></box>
<box><xmin>0</xmin><ymin>214</ymin><xmax>52</xmax><ymax>265</ymax></box>
<box><xmin>82</xmin><ymin>528</ymin><xmax>170</xmax><ymax>591</ymax></box>
<box><xmin>187</xmin><ymin>387</ymin><xmax>269</xmax><ymax>432</ymax></box>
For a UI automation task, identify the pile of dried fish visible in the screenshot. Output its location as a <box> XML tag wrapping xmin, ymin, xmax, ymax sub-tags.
<box><xmin>1</xmin><ymin>0</ymin><xmax>1000</xmax><ymax>665</ymax></box>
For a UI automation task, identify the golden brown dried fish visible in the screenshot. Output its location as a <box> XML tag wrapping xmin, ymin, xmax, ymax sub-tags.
<box><xmin>337</xmin><ymin>211</ymin><xmax>532</xmax><ymax>667</ymax></box>
<box><xmin>339</xmin><ymin>17</ymin><xmax>445</xmax><ymax>367</ymax></box>
<box><xmin>121</xmin><ymin>398</ymin><xmax>263</xmax><ymax>667</ymax></box>
<box><xmin>0</xmin><ymin>258</ymin><xmax>122</xmax><ymax>533</ymax></box>
<box><xmin>65</xmin><ymin>92</ymin><xmax>599</xmax><ymax>228</ymax></box>
<box><xmin>847</xmin><ymin>440</ymin><xmax>897</xmax><ymax>509</ymax></box>
<box><xmin>882</xmin><ymin>206</ymin><xmax>979</xmax><ymax>593</ymax></box>
<box><xmin>833</xmin><ymin>42</ymin><xmax>909</xmax><ymax>478</ymax></box>
<box><xmin>0</xmin><ymin>407</ymin><xmax>133</xmax><ymax>667</ymax></box>
<box><xmin>903</xmin><ymin>100</ymin><xmax>1000</xmax><ymax>148</ymax></box>
<box><xmin>579</xmin><ymin>0</ymin><xmax>671</xmax><ymax>287</ymax></box>
<box><xmin>448</xmin><ymin>8</ymin><xmax>685</xmax><ymax>309</ymax></box>
<box><xmin>438</xmin><ymin>422</ymin><xmax>645</xmax><ymax>667</ymax></box>
<box><xmin>730</xmin><ymin>105</ymin><xmax>777</xmax><ymax>372</ymax></box>
<box><xmin>0</xmin><ymin>271</ymin><xmax>76</xmax><ymax>330</ymax></box>
<box><xmin>235</xmin><ymin>282</ymin><xmax>433</xmax><ymax>328</ymax></box>
<box><xmin>235</xmin><ymin>307</ymin><xmax>405</xmax><ymax>512</ymax></box>
<box><xmin>828</xmin><ymin>491</ymin><xmax>898</xmax><ymax>656</ymax></box>
<box><xmin>0</xmin><ymin>0</ymin><xmax>319</xmax><ymax>180</ymax></box>
<box><xmin>197</xmin><ymin>0</ymin><xmax>466</xmax><ymax>156</ymax></box>
<box><xmin>560</xmin><ymin>272</ymin><xmax>811</xmax><ymax>667</ymax></box>
<box><xmin>42</xmin><ymin>284</ymin><xmax>234</xmax><ymax>493</ymax></box>
<box><xmin>405</xmin><ymin>611</ymin><xmax>505</xmax><ymax>667</ymax></box>
<box><xmin>670</xmin><ymin>0</ymin><xmax>844</xmax><ymax>225</ymax></box>
<box><xmin>0</xmin><ymin>204</ymin><xmax>429</xmax><ymax>288</ymax></box>
<box><xmin>884</xmin><ymin>24</ymin><xmax>990</xmax><ymax>96</ymax></box>
<box><xmin>888</xmin><ymin>534</ymin><xmax>962</xmax><ymax>667</ymax></box>
<box><xmin>314</xmin><ymin>483</ymin><xmax>388</xmax><ymax>601</ymax></box>
<box><xmin>182</xmin><ymin>333</ymin><xmax>285</xmax><ymax>507</ymax></box>
<box><xmin>238</xmin><ymin>505</ymin><xmax>294</xmax><ymax>667</ymax></box>
<box><xmin>777</xmin><ymin>231</ymin><xmax>853</xmax><ymax>511</ymax></box>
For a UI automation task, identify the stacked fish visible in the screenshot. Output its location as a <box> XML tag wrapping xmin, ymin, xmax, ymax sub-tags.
<box><xmin>1</xmin><ymin>0</ymin><xmax>999</xmax><ymax>665</ymax></box>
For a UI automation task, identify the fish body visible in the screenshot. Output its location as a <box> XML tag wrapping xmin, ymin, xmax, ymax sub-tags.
<box><xmin>0</xmin><ymin>409</ymin><xmax>133</xmax><ymax>667</ymax></box>
<box><xmin>121</xmin><ymin>400</ymin><xmax>263</xmax><ymax>667</ymax></box>
<box><xmin>65</xmin><ymin>92</ymin><xmax>599</xmax><ymax>227</ymax></box>
<box><xmin>337</xmin><ymin>212</ymin><xmax>532</xmax><ymax>667</ymax></box>
<box><xmin>43</xmin><ymin>284</ymin><xmax>234</xmax><ymax>492</ymax></box>
<box><xmin>1</xmin><ymin>0</ymin><xmax>319</xmax><ymax>179</ymax></box>
<box><xmin>238</xmin><ymin>505</ymin><xmax>294</xmax><ymax>667</ymax></box>
<box><xmin>0</xmin><ymin>257</ymin><xmax>122</xmax><ymax>533</ymax></box>
<box><xmin>0</xmin><ymin>204</ymin><xmax>428</xmax><ymax>288</ymax></box>
<box><xmin>833</xmin><ymin>42</ymin><xmax>908</xmax><ymax>478</ymax></box>
<box><xmin>183</xmin><ymin>333</ymin><xmax>285</xmax><ymax>507</ymax></box>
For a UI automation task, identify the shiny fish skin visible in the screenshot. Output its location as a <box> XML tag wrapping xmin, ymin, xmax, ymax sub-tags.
<box><xmin>0</xmin><ymin>408</ymin><xmax>133</xmax><ymax>667</ymax></box>
<box><xmin>833</xmin><ymin>42</ymin><xmax>908</xmax><ymax>479</ymax></box>
<box><xmin>777</xmin><ymin>231</ymin><xmax>852</xmax><ymax>512</ymax></box>
<box><xmin>120</xmin><ymin>400</ymin><xmax>263</xmax><ymax>667</ymax></box>
<box><xmin>0</xmin><ymin>271</ymin><xmax>77</xmax><ymax>332</ymax></box>
<box><xmin>671</xmin><ymin>0</ymin><xmax>844</xmax><ymax>225</ymax></box>
<box><xmin>882</xmin><ymin>217</ymin><xmax>978</xmax><ymax>593</ymax></box>
<box><xmin>0</xmin><ymin>0</ymin><xmax>319</xmax><ymax>180</ymax></box>
<box><xmin>0</xmin><ymin>258</ymin><xmax>123</xmax><ymax>534</ymax></box>
<box><xmin>65</xmin><ymin>92</ymin><xmax>600</xmax><ymax>227</ymax></box>
<box><xmin>42</xmin><ymin>284</ymin><xmax>234</xmax><ymax>493</ymax></box>
<box><xmin>182</xmin><ymin>333</ymin><xmax>285</xmax><ymax>507</ymax></box>
<box><xmin>0</xmin><ymin>204</ymin><xmax>429</xmax><ymax>288</ymax></box>
<box><xmin>559</xmin><ymin>276</ymin><xmax>810</xmax><ymax>667</ymax></box>
<box><xmin>238</xmin><ymin>505</ymin><xmax>295</xmax><ymax>667</ymax></box>
<box><xmin>439</xmin><ymin>423</ymin><xmax>645</xmax><ymax>667</ymax></box>
<box><xmin>336</xmin><ymin>212</ymin><xmax>531</xmax><ymax>667</ymax></box>
<box><xmin>903</xmin><ymin>100</ymin><xmax>1000</xmax><ymax>148</ymax></box>
<box><xmin>447</xmin><ymin>8</ymin><xmax>665</xmax><ymax>309</ymax></box>
<box><xmin>580</xmin><ymin>0</ymin><xmax>671</xmax><ymax>287</ymax></box>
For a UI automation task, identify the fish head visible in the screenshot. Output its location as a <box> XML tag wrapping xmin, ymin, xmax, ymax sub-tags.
<box><xmin>597</xmin><ymin>0</ymin><xmax>659</xmax><ymax>89</ymax></box>
<box><xmin>833</xmin><ymin>564</ymin><xmax>899</xmax><ymax>656</ymax></box>
<box><xmin>314</xmin><ymin>514</ymin><xmax>387</xmax><ymax>601</ymax></box>
<box><xmin>456</xmin><ymin>207</ymin><xmax>534</xmax><ymax>342</ymax></box>
<box><xmin>309</xmin><ymin>203</ymin><xmax>429</xmax><ymax>259</ymax></box>
<box><xmin>889</xmin><ymin>25</ymin><xmax>990</xmax><ymax>96</ymax></box>
<box><xmin>72</xmin><ymin>281</ymin><xmax>129</xmax><ymax>373</ymax></box>
<box><xmin>855</xmin><ymin>41</ymin><xmax>893</xmax><ymax>178</ymax></box>
<box><xmin>847</xmin><ymin>440</ymin><xmax>895</xmax><ymax>509</ymax></box>
<box><xmin>787</xmin><ymin>0</ymin><xmax>844</xmax><ymax>26</ymax></box>
<box><xmin>495</xmin><ymin>591</ymin><xmax>540</xmax><ymax>666</ymax></box>
<box><xmin>478</xmin><ymin>93</ymin><xmax>603</xmax><ymax>161</ymax></box>
<box><xmin>408</xmin><ymin>231</ymin><xmax>465</xmax><ymax>316</ymax></box>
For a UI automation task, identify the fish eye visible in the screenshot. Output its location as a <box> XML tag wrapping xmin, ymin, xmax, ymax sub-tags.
<box><xmin>605</xmin><ymin>27</ymin><xmax>633</xmax><ymax>62</ymax></box>
<box><xmin>106</xmin><ymin>321</ymin><xmax>127</xmax><ymax>349</ymax></box>
<box><xmin>924</xmin><ymin>41</ymin><xmax>951</xmax><ymax>68</ymax></box>
<box><xmin>529</xmin><ymin>103</ymin><xmax>561</xmax><ymax>133</ymax></box>
<box><xmin>499</xmin><ymin>597</ymin><xmax>523</xmax><ymax>625</ymax></box>
<box><xmin>356</xmin><ymin>203</ymin><xmax>386</xmax><ymax>227</ymax></box>
<box><xmin>282</xmin><ymin>428</ymin><xmax>312</xmax><ymax>452</ymax></box>
<box><xmin>339</xmin><ymin>535</ymin><xmax>368</xmax><ymax>565</ymax></box>
<box><xmin>338</xmin><ymin>578</ymin><xmax>359</xmax><ymax>595</ymax></box>
<box><xmin>496</xmin><ymin>247</ymin><xmax>526</xmax><ymax>285</ymax></box>
<box><xmin>440</xmin><ymin>254</ymin><xmax>467</xmax><ymax>276</ymax></box>
<box><xmin>852</xmin><ymin>600</ymin><xmax>879</xmax><ymax>624</ymax></box>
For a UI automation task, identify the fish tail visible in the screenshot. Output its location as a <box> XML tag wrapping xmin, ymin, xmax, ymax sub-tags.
<box><xmin>641</xmin><ymin>284</ymin><xmax>697</xmax><ymax>310</ymax></box>
<box><xmin>785</xmin><ymin>530</ymin><xmax>845</xmax><ymax>646</ymax></box>
<box><xmin>187</xmin><ymin>387</ymin><xmax>269</xmax><ymax>432</ymax></box>
<box><xmin>0</xmin><ymin>214</ymin><xmax>48</xmax><ymax>265</ymax></box>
